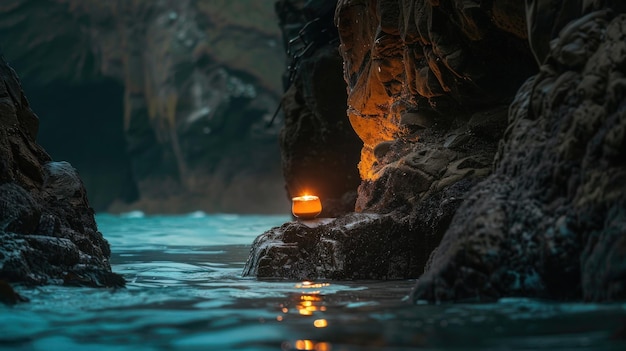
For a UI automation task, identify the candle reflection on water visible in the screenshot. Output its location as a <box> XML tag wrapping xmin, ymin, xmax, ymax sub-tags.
<box><xmin>278</xmin><ymin>281</ymin><xmax>333</xmax><ymax>351</ymax></box>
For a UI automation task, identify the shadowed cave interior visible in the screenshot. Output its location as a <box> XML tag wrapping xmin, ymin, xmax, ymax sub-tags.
<box><xmin>21</xmin><ymin>77</ymin><xmax>138</xmax><ymax>211</ymax></box>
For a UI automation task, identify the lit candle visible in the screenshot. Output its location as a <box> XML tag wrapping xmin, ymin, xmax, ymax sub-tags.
<box><xmin>291</xmin><ymin>195</ymin><xmax>322</xmax><ymax>220</ymax></box>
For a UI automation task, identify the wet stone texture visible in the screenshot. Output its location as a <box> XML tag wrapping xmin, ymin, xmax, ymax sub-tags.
<box><xmin>414</xmin><ymin>8</ymin><xmax>626</xmax><ymax>302</ymax></box>
<box><xmin>246</xmin><ymin>0</ymin><xmax>626</xmax><ymax>304</ymax></box>
<box><xmin>245</xmin><ymin>0</ymin><xmax>532</xmax><ymax>283</ymax></box>
<box><xmin>243</xmin><ymin>177</ymin><xmax>476</xmax><ymax>281</ymax></box>
<box><xmin>0</xmin><ymin>56</ymin><xmax>124</xmax><ymax>295</ymax></box>
<box><xmin>243</xmin><ymin>213</ymin><xmax>428</xmax><ymax>280</ymax></box>
<box><xmin>335</xmin><ymin>0</ymin><xmax>535</xmax><ymax>183</ymax></box>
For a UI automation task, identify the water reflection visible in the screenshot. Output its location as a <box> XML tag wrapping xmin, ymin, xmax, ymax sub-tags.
<box><xmin>278</xmin><ymin>281</ymin><xmax>334</xmax><ymax>351</ymax></box>
<box><xmin>292</xmin><ymin>339</ymin><xmax>331</xmax><ymax>351</ymax></box>
<box><xmin>3</xmin><ymin>215</ymin><xmax>623</xmax><ymax>350</ymax></box>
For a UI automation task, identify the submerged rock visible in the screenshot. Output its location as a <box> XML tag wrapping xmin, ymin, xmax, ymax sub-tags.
<box><xmin>0</xmin><ymin>56</ymin><xmax>124</xmax><ymax>290</ymax></box>
<box><xmin>0</xmin><ymin>280</ymin><xmax>28</xmax><ymax>305</ymax></box>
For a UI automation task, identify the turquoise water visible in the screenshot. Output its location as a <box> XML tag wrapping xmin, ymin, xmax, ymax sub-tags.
<box><xmin>1</xmin><ymin>213</ymin><xmax>625</xmax><ymax>350</ymax></box>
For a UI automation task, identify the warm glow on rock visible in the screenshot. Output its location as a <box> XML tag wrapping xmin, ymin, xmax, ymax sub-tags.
<box><xmin>348</xmin><ymin>113</ymin><xmax>397</xmax><ymax>180</ymax></box>
<box><xmin>315</xmin><ymin>342</ymin><xmax>332</xmax><ymax>351</ymax></box>
<box><xmin>292</xmin><ymin>195</ymin><xmax>322</xmax><ymax>219</ymax></box>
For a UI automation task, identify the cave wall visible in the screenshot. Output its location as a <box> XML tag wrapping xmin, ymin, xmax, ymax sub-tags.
<box><xmin>334</xmin><ymin>0</ymin><xmax>626</xmax><ymax>301</ymax></box>
<box><xmin>335</xmin><ymin>0</ymin><xmax>536</xmax><ymax>212</ymax></box>
<box><xmin>276</xmin><ymin>0</ymin><xmax>363</xmax><ymax>217</ymax></box>
<box><xmin>0</xmin><ymin>0</ymin><xmax>289</xmax><ymax>213</ymax></box>
<box><xmin>414</xmin><ymin>1</ymin><xmax>626</xmax><ymax>302</ymax></box>
<box><xmin>0</xmin><ymin>55</ymin><xmax>124</xmax><ymax>288</ymax></box>
<box><xmin>243</xmin><ymin>0</ymin><xmax>537</xmax><ymax>280</ymax></box>
<box><xmin>245</xmin><ymin>0</ymin><xmax>626</xmax><ymax>302</ymax></box>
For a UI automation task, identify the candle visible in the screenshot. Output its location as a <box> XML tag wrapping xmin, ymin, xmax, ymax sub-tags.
<box><xmin>292</xmin><ymin>195</ymin><xmax>322</xmax><ymax>219</ymax></box>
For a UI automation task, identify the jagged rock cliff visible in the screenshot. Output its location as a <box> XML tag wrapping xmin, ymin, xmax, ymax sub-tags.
<box><xmin>0</xmin><ymin>0</ymin><xmax>288</xmax><ymax>213</ymax></box>
<box><xmin>0</xmin><ymin>56</ymin><xmax>124</xmax><ymax>290</ymax></box>
<box><xmin>245</xmin><ymin>0</ymin><xmax>626</xmax><ymax>302</ymax></box>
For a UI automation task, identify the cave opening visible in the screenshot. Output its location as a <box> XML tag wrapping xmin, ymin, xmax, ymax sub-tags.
<box><xmin>21</xmin><ymin>78</ymin><xmax>138</xmax><ymax>212</ymax></box>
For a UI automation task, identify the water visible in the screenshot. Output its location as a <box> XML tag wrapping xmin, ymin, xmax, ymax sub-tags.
<box><xmin>1</xmin><ymin>213</ymin><xmax>625</xmax><ymax>350</ymax></box>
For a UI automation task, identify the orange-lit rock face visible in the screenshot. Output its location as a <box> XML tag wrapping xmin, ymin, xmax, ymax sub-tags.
<box><xmin>292</xmin><ymin>195</ymin><xmax>323</xmax><ymax>219</ymax></box>
<box><xmin>349</xmin><ymin>114</ymin><xmax>398</xmax><ymax>179</ymax></box>
<box><xmin>335</xmin><ymin>0</ymin><xmax>535</xmax><ymax>181</ymax></box>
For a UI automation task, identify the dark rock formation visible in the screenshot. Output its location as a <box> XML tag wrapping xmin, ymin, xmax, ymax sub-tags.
<box><xmin>0</xmin><ymin>280</ymin><xmax>28</xmax><ymax>304</ymax></box>
<box><xmin>245</xmin><ymin>0</ymin><xmax>626</xmax><ymax>304</ymax></box>
<box><xmin>245</xmin><ymin>0</ymin><xmax>535</xmax><ymax>281</ymax></box>
<box><xmin>335</xmin><ymin>0</ymin><xmax>535</xmax><ymax>208</ymax></box>
<box><xmin>276</xmin><ymin>0</ymin><xmax>363</xmax><ymax>217</ymax></box>
<box><xmin>244</xmin><ymin>178</ymin><xmax>474</xmax><ymax>279</ymax></box>
<box><xmin>0</xmin><ymin>56</ymin><xmax>124</xmax><ymax>293</ymax></box>
<box><xmin>244</xmin><ymin>213</ymin><xmax>423</xmax><ymax>280</ymax></box>
<box><xmin>414</xmin><ymin>6</ymin><xmax>626</xmax><ymax>302</ymax></box>
<box><xmin>0</xmin><ymin>0</ymin><xmax>288</xmax><ymax>213</ymax></box>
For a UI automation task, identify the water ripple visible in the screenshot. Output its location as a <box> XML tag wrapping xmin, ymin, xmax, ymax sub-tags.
<box><xmin>1</xmin><ymin>214</ymin><xmax>624</xmax><ymax>351</ymax></box>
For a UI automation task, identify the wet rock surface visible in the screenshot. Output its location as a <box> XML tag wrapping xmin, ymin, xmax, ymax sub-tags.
<box><xmin>0</xmin><ymin>56</ymin><xmax>124</xmax><ymax>297</ymax></box>
<box><xmin>246</xmin><ymin>0</ymin><xmax>528</xmax><ymax>282</ymax></box>
<box><xmin>246</xmin><ymin>0</ymin><xmax>626</xmax><ymax>303</ymax></box>
<box><xmin>243</xmin><ymin>177</ymin><xmax>476</xmax><ymax>281</ymax></box>
<box><xmin>414</xmin><ymin>8</ymin><xmax>626</xmax><ymax>302</ymax></box>
<box><xmin>244</xmin><ymin>213</ymin><xmax>427</xmax><ymax>280</ymax></box>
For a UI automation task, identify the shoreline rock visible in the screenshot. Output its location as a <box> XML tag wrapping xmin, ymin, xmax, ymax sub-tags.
<box><xmin>245</xmin><ymin>1</ymin><xmax>626</xmax><ymax>303</ymax></box>
<box><xmin>413</xmin><ymin>9</ymin><xmax>626</xmax><ymax>302</ymax></box>
<box><xmin>0</xmin><ymin>55</ymin><xmax>124</xmax><ymax>296</ymax></box>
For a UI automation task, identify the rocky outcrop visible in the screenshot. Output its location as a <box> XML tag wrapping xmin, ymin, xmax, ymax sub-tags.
<box><xmin>0</xmin><ymin>56</ymin><xmax>124</xmax><ymax>291</ymax></box>
<box><xmin>335</xmin><ymin>0</ymin><xmax>535</xmax><ymax>208</ymax></box>
<box><xmin>0</xmin><ymin>0</ymin><xmax>288</xmax><ymax>213</ymax></box>
<box><xmin>414</xmin><ymin>6</ymin><xmax>626</xmax><ymax>302</ymax></box>
<box><xmin>243</xmin><ymin>178</ymin><xmax>473</xmax><ymax>279</ymax></box>
<box><xmin>245</xmin><ymin>0</ymin><xmax>626</xmax><ymax>303</ymax></box>
<box><xmin>245</xmin><ymin>0</ymin><xmax>535</xmax><ymax>281</ymax></box>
